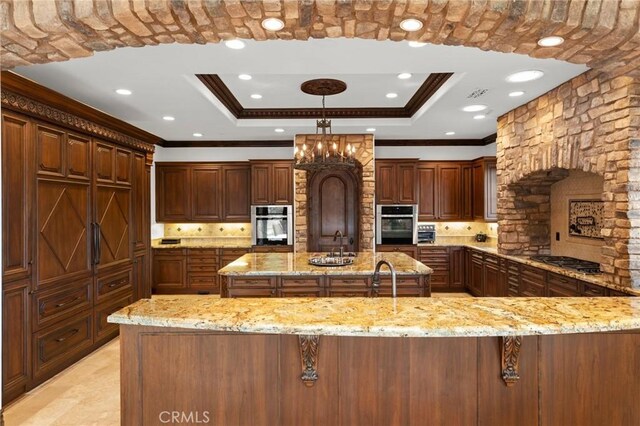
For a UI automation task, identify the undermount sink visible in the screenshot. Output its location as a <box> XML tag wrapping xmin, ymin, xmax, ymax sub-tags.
<box><xmin>308</xmin><ymin>256</ymin><xmax>355</xmax><ymax>267</ymax></box>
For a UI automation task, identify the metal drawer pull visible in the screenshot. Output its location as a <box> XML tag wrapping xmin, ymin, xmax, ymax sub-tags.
<box><xmin>108</xmin><ymin>278</ymin><xmax>128</xmax><ymax>288</ymax></box>
<box><xmin>55</xmin><ymin>297</ymin><xmax>81</xmax><ymax>308</ymax></box>
<box><xmin>55</xmin><ymin>328</ymin><xmax>80</xmax><ymax>342</ymax></box>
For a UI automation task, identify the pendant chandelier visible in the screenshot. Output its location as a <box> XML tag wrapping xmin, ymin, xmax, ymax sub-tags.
<box><xmin>294</xmin><ymin>79</ymin><xmax>356</xmax><ymax>171</ymax></box>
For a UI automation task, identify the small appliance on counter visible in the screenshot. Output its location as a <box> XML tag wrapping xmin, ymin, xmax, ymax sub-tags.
<box><xmin>160</xmin><ymin>238</ymin><xmax>181</xmax><ymax>245</ymax></box>
<box><xmin>475</xmin><ymin>232</ymin><xmax>488</xmax><ymax>242</ymax></box>
<box><xmin>417</xmin><ymin>224</ymin><xmax>436</xmax><ymax>243</ymax></box>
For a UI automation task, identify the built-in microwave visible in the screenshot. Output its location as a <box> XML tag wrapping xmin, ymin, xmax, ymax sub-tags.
<box><xmin>251</xmin><ymin>205</ymin><xmax>293</xmax><ymax>246</ymax></box>
<box><xmin>376</xmin><ymin>205</ymin><xmax>418</xmax><ymax>245</ymax></box>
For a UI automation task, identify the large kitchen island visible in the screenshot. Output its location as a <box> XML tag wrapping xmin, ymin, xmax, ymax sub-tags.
<box><xmin>109</xmin><ymin>296</ymin><xmax>640</xmax><ymax>426</ymax></box>
<box><xmin>218</xmin><ymin>252</ymin><xmax>433</xmax><ymax>298</ymax></box>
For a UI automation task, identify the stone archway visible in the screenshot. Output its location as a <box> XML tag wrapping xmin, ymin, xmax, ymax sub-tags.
<box><xmin>1</xmin><ymin>1</ymin><xmax>639</xmax><ymax>78</ymax></box>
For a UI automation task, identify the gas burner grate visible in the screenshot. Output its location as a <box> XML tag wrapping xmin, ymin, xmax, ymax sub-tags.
<box><xmin>531</xmin><ymin>255</ymin><xmax>601</xmax><ymax>274</ymax></box>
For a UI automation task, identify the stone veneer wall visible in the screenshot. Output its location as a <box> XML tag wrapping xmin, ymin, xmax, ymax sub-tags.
<box><xmin>294</xmin><ymin>134</ymin><xmax>374</xmax><ymax>253</ymax></box>
<box><xmin>497</xmin><ymin>70</ymin><xmax>640</xmax><ymax>287</ymax></box>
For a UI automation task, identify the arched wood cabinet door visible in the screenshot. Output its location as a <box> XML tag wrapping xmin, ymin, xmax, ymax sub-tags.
<box><xmin>307</xmin><ymin>169</ymin><xmax>359</xmax><ymax>252</ymax></box>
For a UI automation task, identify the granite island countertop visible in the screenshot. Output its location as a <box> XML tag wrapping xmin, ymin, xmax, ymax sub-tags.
<box><xmin>217</xmin><ymin>252</ymin><xmax>433</xmax><ymax>276</ymax></box>
<box><xmin>108</xmin><ymin>296</ymin><xmax>640</xmax><ymax>337</ymax></box>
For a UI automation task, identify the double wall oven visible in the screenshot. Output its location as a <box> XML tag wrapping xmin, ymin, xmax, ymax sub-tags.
<box><xmin>376</xmin><ymin>205</ymin><xmax>418</xmax><ymax>245</ymax></box>
<box><xmin>251</xmin><ymin>205</ymin><xmax>293</xmax><ymax>246</ymax></box>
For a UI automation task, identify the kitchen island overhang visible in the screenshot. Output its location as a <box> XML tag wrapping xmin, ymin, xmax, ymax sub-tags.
<box><xmin>110</xmin><ymin>297</ymin><xmax>640</xmax><ymax>426</ymax></box>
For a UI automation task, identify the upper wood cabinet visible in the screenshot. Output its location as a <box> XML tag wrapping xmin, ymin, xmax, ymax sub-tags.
<box><xmin>156</xmin><ymin>163</ymin><xmax>251</xmax><ymax>222</ymax></box>
<box><xmin>473</xmin><ymin>158</ymin><xmax>498</xmax><ymax>221</ymax></box>
<box><xmin>250</xmin><ymin>160</ymin><xmax>293</xmax><ymax>205</ymax></box>
<box><xmin>418</xmin><ymin>162</ymin><xmax>463</xmax><ymax>221</ymax></box>
<box><xmin>375</xmin><ymin>159</ymin><xmax>418</xmax><ymax>204</ymax></box>
<box><xmin>417</xmin><ymin>164</ymin><xmax>436</xmax><ymax>220</ymax></box>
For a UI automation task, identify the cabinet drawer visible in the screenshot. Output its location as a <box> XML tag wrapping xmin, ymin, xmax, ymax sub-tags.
<box><xmin>221</xmin><ymin>248</ymin><xmax>251</xmax><ymax>256</ymax></box>
<box><xmin>374</xmin><ymin>287</ymin><xmax>424</xmax><ymax>297</ymax></box>
<box><xmin>419</xmin><ymin>256</ymin><xmax>449</xmax><ymax>264</ymax></box>
<box><xmin>327</xmin><ymin>276</ymin><xmax>370</xmax><ymax>287</ymax></box>
<box><xmin>187</xmin><ymin>264</ymin><xmax>218</xmax><ymax>273</ymax></box>
<box><xmin>34</xmin><ymin>280</ymin><xmax>92</xmax><ymax>331</ymax></box>
<box><xmin>281</xmin><ymin>277</ymin><xmax>323</xmax><ymax>288</ymax></box>
<box><xmin>547</xmin><ymin>272</ymin><xmax>578</xmax><ymax>290</ymax></box>
<box><xmin>582</xmin><ymin>282</ymin><xmax>606</xmax><ymax>297</ymax></box>
<box><xmin>418</xmin><ymin>247</ymin><xmax>449</xmax><ymax>256</ymax></box>
<box><xmin>94</xmin><ymin>293</ymin><xmax>133</xmax><ymax>341</ymax></box>
<box><xmin>96</xmin><ymin>268</ymin><xmax>133</xmax><ymax>303</ymax></box>
<box><xmin>188</xmin><ymin>256</ymin><xmax>219</xmax><ymax>266</ymax></box>
<box><xmin>608</xmin><ymin>289</ymin><xmax>633</xmax><ymax>297</ymax></box>
<box><xmin>326</xmin><ymin>287</ymin><xmax>371</xmax><ymax>297</ymax></box>
<box><xmin>377</xmin><ymin>276</ymin><xmax>421</xmax><ymax>287</ymax></box>
<box><xmin>153</xmin><ymin>249</ymin><xmax>186</xmax><ymax>256</ymax></box>
<box><xmin>484</xmin><ymin>254</ymin><xmax>499</xmax><ymax>266</ymax></box>
<box><xmin>33</xmin><ymin>311</ymin><xmax>93</xmax><ymax>379</ymax></box>
<box><xmin>278</xmin><ymin>287</ymin><xmax>325</xmax><ymax>297</ymax></box>
<box><xmin>429</xmin><ymin>273</ymin><xmax>450</xmax><ymax>287</ymax></box>
<box><xmin>227</xmin><ymin>277</ymin><xmax>276</xmax><ymax>288</ymax></box>
<box><xmin>188</xmin><ymin>248</ymin><xmax>219</xmax><ymax>256</ymax></box>
<box><xmin>520</xmin><ymin>277</ymin><xmax>545</xmax><ymax>297</ymax></box>
<box><xmin>188</xmin><ymin>273</ymin><xmax>219</xmax><ymax>292</ymax></box>
<box><xmin>227</xmin><ymin>288</ymin><xmax>277</xmax><ymax>298</ymax></box>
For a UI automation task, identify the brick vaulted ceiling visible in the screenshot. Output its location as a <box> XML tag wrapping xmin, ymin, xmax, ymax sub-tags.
<box><xmin>1</xmin><ymin>1</ymin><xmax>639</xmax><ymax>78</ymax></box>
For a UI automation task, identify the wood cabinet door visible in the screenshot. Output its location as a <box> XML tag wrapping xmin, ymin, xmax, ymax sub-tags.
<box><xmin>156</xmin><ymin>166</ymin><xmax>191</xmax><ymax>222</ymax></box>
<box><xmin>66</xmin><ymin>132</ymin><xmax>91</xmax><ymax>181</ymax></box>
<box><xmin>37</xmin><ymin>179</ymin><xmax>92</xmax><ymax>288</ymax></box>
<box><xmin>449</xmin><ymin>247</ymin><xmax>464</xmax><ymax>289</ymax></box>
<box><xmin>132</xmin><ymin>153</ymin><xmax>148</xmax><ymax>252</ymax></box>
<box><xmin>484</xmin><ymin>160</ymin><xmax>498</xmax><ymax>221</ymax></box>
<box><xmin>115</xmin><ymin>148</ymin><xmax>132</xmax><ymax>185</ymax></box>
<box><xmin>192</xmin><ymin>167</ymin><xmax>222</xmax><ymax>221</ymax></box>
<box><xmin>397</xmin><ymin>162</ymin><xmax>417</xmax><ymax>204</ymax></box>
<box><xmin>35</xmin><ymin>123</ymin><xmax>65</xmax><ymax>177</ymax></box>
<box><xmin>152</xmin><ymin>255</ymin><xmax>187</xmax><ymax>291</ymax></box>
<box><xmin>2</xmin><ymin>279</ymin><xmax>31</xmax><ymax>404</ymax></box>
<box><xmin>94</xmin><ymin>141</ymin><xmax>116</xmax><ymax>184</ymax></box>
<box><xmin>2</xmin><ymin>112</ymin><xmax>33</xmax><ymax>283</ymax></box>
<box><xmin>437</xmin><ymin>164</ymin><xmax>462</xmax><ymax>220</ymax></box>
<box><xmin>272</xmin><ymin>162</ymin><xmax>293</xmax><ymax>204</ymax></box>
<box><xmin>461</xmin><ymin>164</ymin><xmax>474</xmax><ymax>220</ymax></box>
<box><xmin>95</xmin><ymin>187</ymin><xmax>131</xmax><ymax>271</ymax></box>
<box><xmin>469</xmin><ymin>257</ymin><xmax>484</xmax><ymax>296</ymax></box>
<box><xmin>375</xmin><ymin>161</ymin><xmax>396</xmax><ymax>204</ymax></box>
<box><xmin>251</xmin><ymin>163</ymin><xmax>271</xmax><ymax>205</ymax></box>
<box><xmin>134</xmin><ymin>253</ymin><xmax>149</xmax><ymax>300</ymax></box>
<box><xmin>222</xmin><ymin>165</ymin><xmax>250</xmax><ymax>221</ymax></box>
<box><xmin>473</xmin><ymin>161</ymin><xmax>485</xmax><ymax>220</ymax></box>
<box><xmin>418</xmin><ymin>165</ymin><xmax>437</xmax><ymax>221</ymax></box>
<box><xmin>483</xmin><ymin>257</ymin><xmax>500</xmax><ymax>297</ymax></box>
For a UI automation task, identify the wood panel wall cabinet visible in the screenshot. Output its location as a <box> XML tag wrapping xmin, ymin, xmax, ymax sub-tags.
<box><xmin>473</xmin><ymin>158</ymin><xmax>498</xmax><ymax>221</ymax></box>
<box><xmin>250</xmin><ymin>160</ymin><xmax>293</xmax><ymax>205</ymax></box>
<box><xmin>155</xmin><ymin>163</ymin><xmax>250</xmax><ymax>222</ymax></box>
<box><xmin>375</xmin><ymin>159</ymin><xmax>418</xmax><ymax>204</ymax></box>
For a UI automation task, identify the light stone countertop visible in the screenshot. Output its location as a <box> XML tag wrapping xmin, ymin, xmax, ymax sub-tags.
<box><xmin>151</xmin><ymin>237</ymin><xmax>252</xmax><ymax>249</ymax></box>
<box><xmin>108</xmin><ymin>296</ymin><xmax>640</xmax><ymax>337</ymax></box>
<box><xmin>217</xmin><ymin>252</ymin><xmax>433</xmax><ymax>276</ymax></box>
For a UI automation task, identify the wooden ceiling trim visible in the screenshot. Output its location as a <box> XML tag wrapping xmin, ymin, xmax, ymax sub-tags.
<box><xmin>196</xmin><ymin>73</ymin><xmax>453</xmax><ymax>119</ymax></box>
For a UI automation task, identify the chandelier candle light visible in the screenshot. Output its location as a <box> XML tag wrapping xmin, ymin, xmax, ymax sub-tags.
<box><xmin>294</xmin><ymin>79</ymin><xmax>356</xmax><ymax>171</ymax></box>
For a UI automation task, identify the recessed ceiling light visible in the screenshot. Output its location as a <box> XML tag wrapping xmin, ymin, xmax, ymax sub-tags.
<box><xmin>225</xmin><ymin>39</ymin><xmax>245</xmax><ymax>49</ymax></box>
<box><xmin>115</xmin><ymin>89</ymin><xmax>132</xmax><ymax>95</ymax></box>
<box><xmin>261</xmin><ymin>18</ymin><xmax>284</xmax><ymax>31</ymax></box>
<box><xmin>408</xmin><ymin>41</ymin><xmax>427</xmax><ymax>48</ymax></box>
<box><xmin>386</xmin><ymin>93</ymin><xmax>398</xmax><ymax>99</ymax></box>
<box><xmin>250</xmin><ymin>94</ymin><xmax>262</xmax><ymax>99</ymax></box>
<box><xmin>274</xmin><ymin>128</ymin><xmax>285</xmax><ymax>133</ymax></box>
<box><xmin>366</xmin><ymin>128</ymin><xmax>376</xmax><ymax>132</ymax></box>
<box><xmin>193</xmin><ymin>133</ymin><xmax>203</xmax><ymax>137</ymax></box>
<box><xmin>238</xmin><ymin>74</ymin><xmax>252</xmax><ymax>80</ymax></box>
<box><xmin>445</xmin><ymin>131</ymin><xmax>456</xmax><ymax>136</ymax></box>
<box><xmin>506</xmin><ymin>70</ymin><xmax>544</xmax><ymax>83</ymax></box>
<box><xmin>462</xmin><ymin>104</ymin><xmax>487</xmax><ymax>112</ymax></box>
<box><xmin>509</xmin><ymin>91</ymin><xmax>525</xmax><ymax>97</ymax></box>
<box><xmin>473</xmin><ymin>114</ymin><xmax>486</xmax><ymax>120</ymax></box>
<box><xmin>397</xmin><ymin>73</ymin><xmax>412</xmax><ymax>80</ymax></box>
<box><xmin>537</xmin><ymin>36</ymin><xmax>564</xmax><ymax>47</ymax></box>
<box><xmin>162</xmin><ymin>116</ymin><xmax>175</xmax><ymax>121</ymax></box>
<box><xmin>400</xmin><ymin>18</ymin><xmax>423</xmax><ymax>32</ymax></box>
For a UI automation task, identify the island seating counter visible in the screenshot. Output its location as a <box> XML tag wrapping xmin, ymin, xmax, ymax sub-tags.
<box><xmin>109</xmin><ymin>296</ymin><xmax>640</xmax><ymax>426</ymax></box>
<box><xmin>217</xmin><ymin>252</ymin><xmax>433</xmax><ymax>298</ymax></box>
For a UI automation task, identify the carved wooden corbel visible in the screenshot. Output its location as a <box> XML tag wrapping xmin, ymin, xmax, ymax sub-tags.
<box><xmin>298</xmin><ymin>335</ymin><xmax>320</xmax><ymax>387</ymax></box>
<box><xmin>501</xmin><ymin>336</ymin><xmax>522</xmax><ymax>386</ymax></box>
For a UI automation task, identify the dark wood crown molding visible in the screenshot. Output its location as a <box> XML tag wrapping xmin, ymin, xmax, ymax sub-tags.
<box><xmin>1</xmin><ymin>71</ymin><xmax>159</xmax><ymax>152</ymax></box>
<box><xmin>375</xmin><ymin>133</ymin><xmax>497</xmax><ymax>146</ymax></box>
<box><xmin>196</xmin><ymin>73</ymin><xmax>453</xmax><ymax>120</ymax></box>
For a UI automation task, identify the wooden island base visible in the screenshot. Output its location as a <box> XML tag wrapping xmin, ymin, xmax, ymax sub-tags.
<box><xmin>120</xmin><ymin>325</ymin><xmax>640</xmax><ymax>426</ymax></box>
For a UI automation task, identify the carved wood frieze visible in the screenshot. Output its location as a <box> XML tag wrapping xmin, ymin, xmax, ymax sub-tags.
<box><xmin>501</xmin><ymin>336</ymin><xmax>522</xmax><ymax>386</ymax></box>
<box><xmin>1</xmin><ymin>89</ymin><xmax>155</xmax><ymax>153</ymax></box>
<box><xmin>298</xmin><ymin>335</ymin><xmax>320</xmax><ymax>387</ymax></box>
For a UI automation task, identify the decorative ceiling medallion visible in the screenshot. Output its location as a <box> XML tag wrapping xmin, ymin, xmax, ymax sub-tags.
<box><xmin>300</xmin><ymin>79</ymin><xmax>347</xmax><ymax>97</ymax></box>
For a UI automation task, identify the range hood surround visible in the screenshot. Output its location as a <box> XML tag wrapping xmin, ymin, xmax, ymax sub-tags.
<box><xmin>294</xmin><ymin>134</ymin><xmax>375</xmax><ymax>253</ymax></box>
<box><xmin>497</xmin><ymin>70</ymin><xmax>640</xmax><ymax>288</ymax></box>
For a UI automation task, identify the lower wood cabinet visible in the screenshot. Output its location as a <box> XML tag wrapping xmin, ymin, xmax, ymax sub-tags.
<box><xmin>2</xmin><ymin>279</ymin><xmax>31</xmax><ymax>403</ymax></box>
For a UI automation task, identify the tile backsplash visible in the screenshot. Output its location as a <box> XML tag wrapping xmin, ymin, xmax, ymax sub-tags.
<box><xmin>163</xmin><ymin>223</ymin><xmax>252</xmax><ymax>238</ymax></box>
<box><xmin>429</xmin><ymin>222</ymin><xmax>498</xmax><ymax>238</ymax></box>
